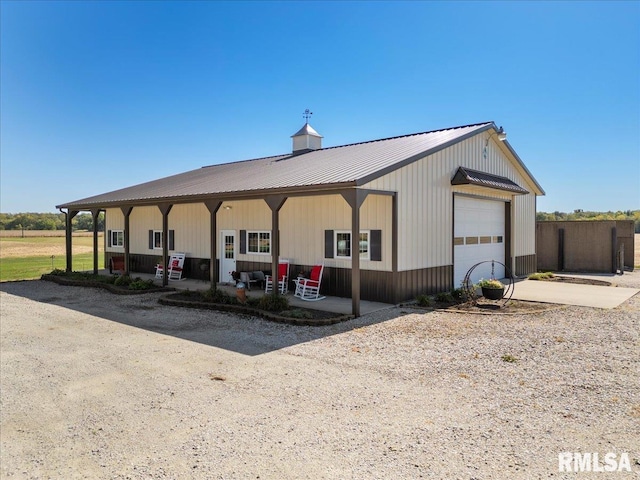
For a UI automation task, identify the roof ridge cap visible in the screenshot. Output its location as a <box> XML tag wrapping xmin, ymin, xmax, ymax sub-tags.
<box><xmin>318</xmin><ymin>121</ymin><xmax>493</xmax><ymax>152</ymax></box>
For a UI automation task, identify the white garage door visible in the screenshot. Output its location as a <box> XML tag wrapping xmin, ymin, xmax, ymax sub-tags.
<box><xmin>454</xmin><ymin>196</ymin><xmax>506</xmax><ymax>288</ymax></box>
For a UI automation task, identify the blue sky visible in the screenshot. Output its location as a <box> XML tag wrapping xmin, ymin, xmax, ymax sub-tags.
<box><xmin>1</xmin><ymin>0</ymin><xmax>638</xmax><ymax>213</ymax></box>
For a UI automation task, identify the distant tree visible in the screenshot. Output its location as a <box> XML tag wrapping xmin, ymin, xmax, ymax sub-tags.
<box><xmin>34</xmin><ymin>217</ymin><xmax>57</xmax><ymax>230</ymax></box>
<box><xmin>74</xmin><ymin>213</ymin><xmax>93</xmax><ymax>231</ymax></box>
<box><xmin>537</xmin><ymin>209</ymin><xmax>640</xmax><ymax>232</ymax></box>
<box><xmin>6</xmin><ymin>214</ymin><xmax>32</xmax><ymax>230</ymax></box>
<box><xmin>96</xmin><ymin>212</ymin><xmax>105</xmax><ymax>231</ymax></box>
<box><xmin>72</xmin><ymin>212</ymin><xmax>105</xmax><ymax>232</ymax></box>
<box><xmin>0</xmin><ymin>212</ymin><xmax>101</xmax><ymax>231</ymax></box>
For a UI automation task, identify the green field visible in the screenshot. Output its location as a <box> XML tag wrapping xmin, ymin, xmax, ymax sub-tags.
<box><xmin>0</xmin><ymin>236</ymin><xmax>104</xmax><ymax>282</ymax></box>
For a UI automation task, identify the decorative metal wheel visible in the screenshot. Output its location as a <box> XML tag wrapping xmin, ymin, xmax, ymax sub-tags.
<box><xmin>461</xmin><ymin>260</ymin><xmax>515</xmax><ymax>307</ymax></box>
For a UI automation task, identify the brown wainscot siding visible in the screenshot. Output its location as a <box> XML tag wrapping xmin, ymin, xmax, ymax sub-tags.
<box><xmin>320</xmin><ymin>267</ymin><xmax>396</xmax><ymax>304</ymax></box>
<box><xmin>105</xmin><ymin>251</ymin><xmax>115</xmax><ymax>270</ymax></box>
<box><xmin>184</xmin><ymin>257</ymin><xmax>214</xmax><ymax>281</ymax></box>
<box><xmin>515</xmin><ymin>254</ymin><xmax>536</xmax><ymax>277</ymax></box>
<box><xmin>240</xmin><ymin>262</ymin><xmax>451</xmax><ymax>304</ymax></box>
<box><xmin>395</xmin><ymin>265</ymin><xmax>453</xmax><ymax>302</ymax></box>
<box><xmin>105</xmin><ymin>253</ymin><xmax>218</xmax><ymax>281</ymax></box>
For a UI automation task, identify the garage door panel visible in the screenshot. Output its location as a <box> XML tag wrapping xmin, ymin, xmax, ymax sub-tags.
<box><xmin>454</xmin><ymin>197</ymin><xmax>505</xmax><ymax>286</ymax></box>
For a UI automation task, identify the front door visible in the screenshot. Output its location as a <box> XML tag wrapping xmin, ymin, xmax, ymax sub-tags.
<box><xmin>220</xmin><ymin>230</ymin><xmax>236</xmax><ymax>284</ymax></box>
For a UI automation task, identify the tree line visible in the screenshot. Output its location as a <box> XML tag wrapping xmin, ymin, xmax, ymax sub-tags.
<box><xmin>537</xmin><ymin>209</ymin><xmax>640</xmax><ymax>232</ymax></box>
<box><xmin>0</xmin><ymin>212</ymin><xmax>105</xmax><ymax>231</ymax></box>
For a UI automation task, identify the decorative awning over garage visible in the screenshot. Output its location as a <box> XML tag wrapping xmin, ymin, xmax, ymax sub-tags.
<box><xmin>451</xmin><ymin>167</ymin><xmax>529</xmax><ymax>194</ymax></box>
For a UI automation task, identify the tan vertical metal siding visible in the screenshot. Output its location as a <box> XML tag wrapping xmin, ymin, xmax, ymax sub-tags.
<box><xmin>169</xmin><ymin>204</ymin><xmax>210</xmax><ymax>257</ymax></box>
<box><xmin>363</xmin><ymin>134</ymin><xmax>538</xmax><ymax>271</ymax></box>
<box><xmin>279</xmin><ymin>195</ymin><xmax>347</xmax><ymax>267</ymax></box>
<box><xmin>108</xmin><ymin>196</ymin><xmax>393</xmax><ymax>269</ymax></box>
<box><xmin>218</xmin><ymin>200</ymin><xmax>272</xmax><ymax>232</ymax></box>
<box><xmin>107</xmin><ymin>205</ymin><xmax>210</xmax><ymax>257</ymax></box>
<box><xmin>278</xmin><ymin>195</ymin><xmax>392</xmax><ymax>271</ymax></box>
<box><xmin>513</xmin><ymin>193</ymin><xmax>536</xmax><ymax>257</ymax></box>
<box><xmin>130</xmin><ymin>206</ymin><xmax>162</xmax><ymax>254</ymax></box>
<box><xmin>218</xmin><ymin>199</ymin><xmax>273</xmax><ymax>264</ymax></box>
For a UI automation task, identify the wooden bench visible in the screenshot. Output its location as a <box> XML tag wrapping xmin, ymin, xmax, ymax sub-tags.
<box><xmin>109</xmin><ymin>256</ymin><xmax>125</xmax><ymax>274</ymax></box>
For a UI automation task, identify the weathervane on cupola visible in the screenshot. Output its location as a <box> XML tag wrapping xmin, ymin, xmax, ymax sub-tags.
<box><xmin>291</xmin><ymin>108</ymin><xmax>323</xmax><ymax>154</ymax></box>
<box><xmin>303</xmin><ymin>108</ymin><xmax>313</xmax><ymax>123</ymax></box>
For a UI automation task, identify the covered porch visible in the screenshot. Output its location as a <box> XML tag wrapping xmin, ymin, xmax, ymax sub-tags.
<box><xmin>61</xmin><ymin>186</ymin><xmax>398</xmax><ymax>318</ymax></box>
<box><xmin>95</xmin><ymin>269</ymin><xmax>395</xmax><ymax>316</ymax></box>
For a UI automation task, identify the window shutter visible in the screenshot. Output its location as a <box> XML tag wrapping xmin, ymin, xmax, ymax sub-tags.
<box><xmin>325</xmin><ymin>230</ymin><xmax>334</xmax><ymax>259</ymax></box>
<box><xmin>107</xmin><ymin>230</ymin><xmax>112</xmax><ymax>248</ymax></box>
<box><xmin>240</xmin><ymin>230</ymin><xmax>246</xmax><ymax>254</ymax></box>
<box><xmin>169</xmin><ymin>230</ymin><xmax>175</xmax><ymax>250</ymax></box>
<box><xmin>370</xmin><ymin>230</ymin><xmax>382</xmax><ymax>261</ymax></box>
<box><xmin>148</xmin><ymin>230</ymin><xmax>153</xmax><ymax>249</ymax></box>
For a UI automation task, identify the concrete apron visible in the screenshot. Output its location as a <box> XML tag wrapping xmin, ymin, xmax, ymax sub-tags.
<box><xmin>506</xmin><ymin>279</ymin><xmax>639</xmax><ymax>309</ymax></box>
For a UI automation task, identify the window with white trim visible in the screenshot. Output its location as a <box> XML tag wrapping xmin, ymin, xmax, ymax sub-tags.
<box><xmin>335</xmin><ymin>230</ymin><xmax>370</xmax><ymax>260</ymax></box>
<box><xmin>153</xmin><ymin>230</ymin><xmax>163</xmax><ymax>249</ymax></box>
<box><xmin>247</xmin><ymin>231</ymin><xmax>271</xmax><ymax>254</ymax></box>
<box><xmin>111</xmin><ymin>230</ymin><xmax>124</xmax><ymax>247</ymax></box>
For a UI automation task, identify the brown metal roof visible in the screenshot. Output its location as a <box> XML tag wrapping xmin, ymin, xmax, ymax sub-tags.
<box><xmin>451</xmin><ymin>166</ymin><xmax>530</xmax><ymax>194</ymax></box>
<box><xmin>57</xmin><ymin>121</ymin><xmax>542</xmax><ymax>209</ymax></box>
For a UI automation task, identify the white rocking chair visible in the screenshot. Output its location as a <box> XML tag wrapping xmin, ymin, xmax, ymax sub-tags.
<box><xmin>265</xmin><ymin>259</ymin><xmax>290</xmax><ymax>294</ymax></box>
<box><xmin>155</xmin><ymin>252</ymin><xmax>186</xmax><ymax>281</ymax></box>
<box><xmin>294</xmin><ymin>264</ymin><xmax>325</xmax><ymax>301</ymax></box>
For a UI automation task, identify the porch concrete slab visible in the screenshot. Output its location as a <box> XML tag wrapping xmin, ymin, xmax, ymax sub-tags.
<box><xmin>506</xmin><ymin>279</ymin><xmax>639</xmax><ymax>309</ymax></box>
<box><xmin>213</xmin><ymin>282</ymin><xmax>394</xmax><ymax>316</ymax></box>
<box><xmin>98</xmin><ymin>270</ymin><xmax>394</xmax><ymax>316</ymax></box>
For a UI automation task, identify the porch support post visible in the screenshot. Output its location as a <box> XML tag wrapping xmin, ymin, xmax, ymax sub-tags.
<box><xmin>65</xmin><ymin>210</ymin><xmax>79</xmax><ymax>272</ymax></box>
<box><xmin>158</xmin><ymin>203</ymin><xmax>173</xmax><ymax>286</ymax></box>
<box><xmin>341</xmin><ymin>190</ymin><xmax>367</xmax><ymax>318</ymax></box>
<box><xmin>121</xmin><ymin>206</ymin><xmax>133</xmax><ymax>276</ymax></box>
<box><xmin>264</xmin><ymin>195</ymin><xmax>288</xmax><ymax>295</ymax></box>
<box><xmin>91</xmin><ymin>209</ymin><xmax>101</xmax><ymax>274</ymax></box>
<box><xmin>205</xmin><ymin>200</ymin><xmax>223</xmax><ymax>290</ymax></box>
<box><xmin>391</xmin><ymin>193</ymin><xmax>398</xmax><ymax>303</ymax></box>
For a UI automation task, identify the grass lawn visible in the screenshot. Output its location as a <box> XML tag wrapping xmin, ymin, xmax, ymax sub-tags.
<box><xmin>0</xmin><ymin>236</ymin><xmax>104</xmax><ymax>282</ymax></box>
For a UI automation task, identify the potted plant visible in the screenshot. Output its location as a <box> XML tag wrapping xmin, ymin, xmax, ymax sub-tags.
<box><xmin>476</xmin><ymin>278</ymin><xmax>505</xmax><ymax>300</ymax></box>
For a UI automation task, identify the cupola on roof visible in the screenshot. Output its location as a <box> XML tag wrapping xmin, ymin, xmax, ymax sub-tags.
<box><xmin>291</xmin><ymin>109</ymin><xmax>323</xmax><ymax>154</ymax></box>
<box><xmin>291</xmin><ymin>122</ymin><xmax>323</xmax><ymax>154</ymax></box>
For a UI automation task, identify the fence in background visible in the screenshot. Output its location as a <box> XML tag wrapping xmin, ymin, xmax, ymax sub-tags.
<box><xmin>536</xmin><ymin>220</ymin><xmax>634</xmax><ymax>273</ymax></box>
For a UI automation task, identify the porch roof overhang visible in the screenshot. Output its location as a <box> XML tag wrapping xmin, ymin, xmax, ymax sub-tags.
<box><xmin>56</xmin><ymin>183</ymin><xmax>397</xmax><ymax>211</ymax></box>
<box><xmin>450</xmin><ymin>167</ymin><xmax>529</xmax><ymax>195</ymax></box>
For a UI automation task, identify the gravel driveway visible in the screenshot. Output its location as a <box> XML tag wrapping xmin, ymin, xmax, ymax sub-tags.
<box><xmin>1</xmin><ymin>276</ymin><xmax>639</xmax><ymax>479</ymax></box>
